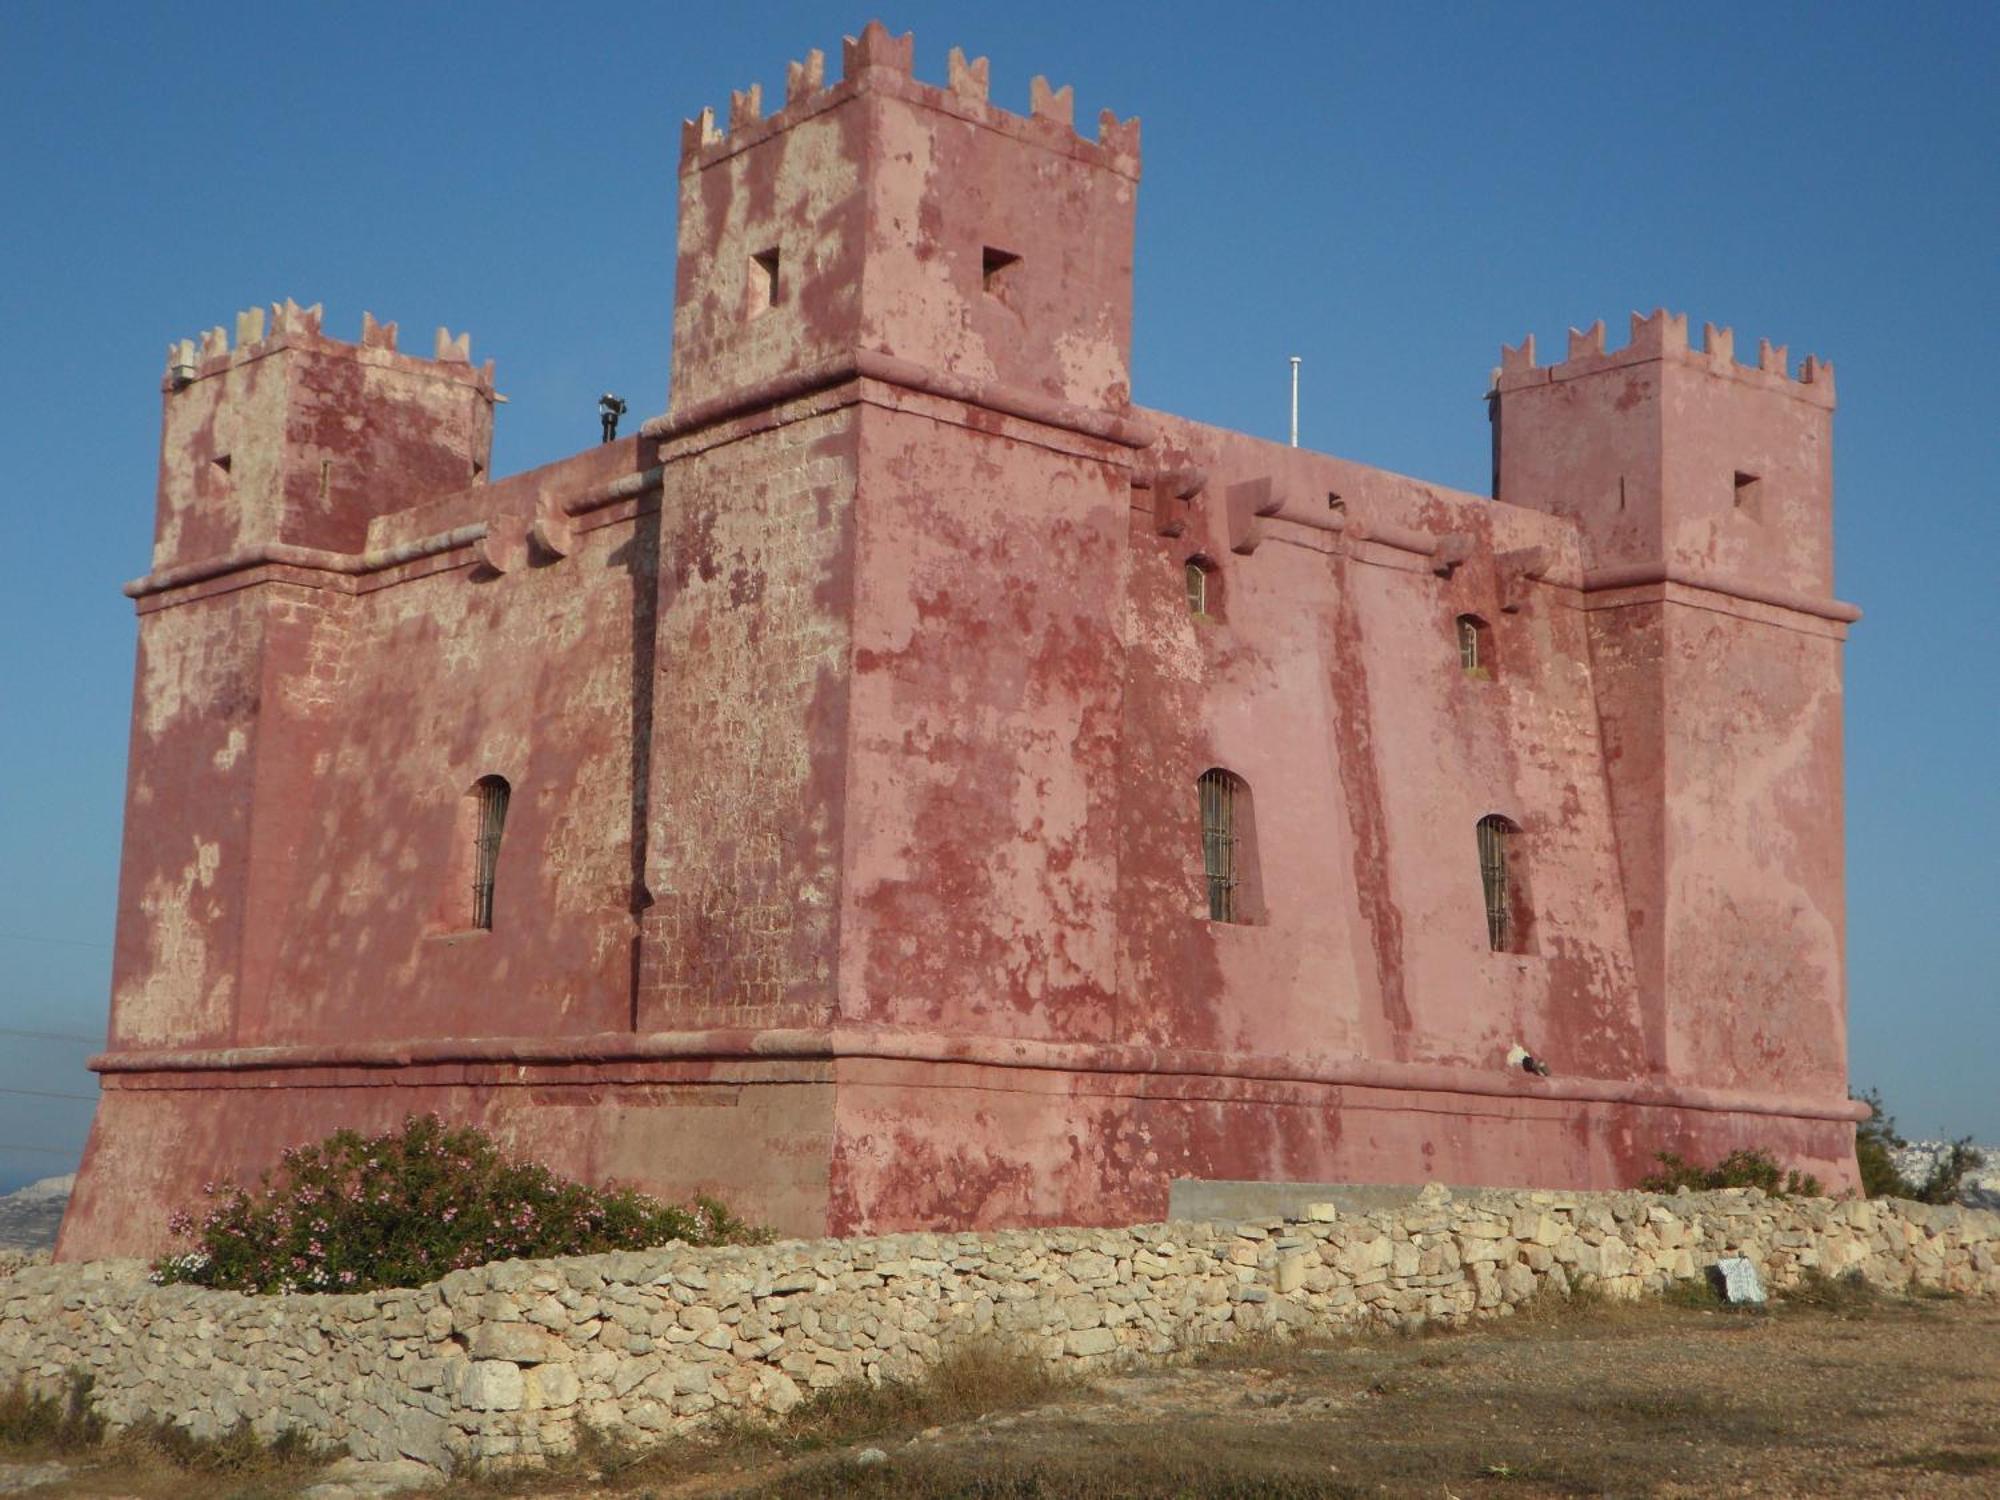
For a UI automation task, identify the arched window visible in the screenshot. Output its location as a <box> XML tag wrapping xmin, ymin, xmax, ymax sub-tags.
<box><xmin>470</xmin><ymin>776</ymin><xmax>510</xmax><ymax>930</ymax></box>
<box><xmin>1456</xmin><ymin>614</ymin><xmax>1492</xmax><ymax>677</ymax></box>
<box><xmin>1476</xmin><ymin>813</ymin><xmax>1520</xmax><ymax>952</ymax></box>
<box><xmin>1185</xmin><ymin>557</ymin><xmax>1215</xmax><ymax>618</ymax></box>
<box><xmin>1198</xmin><ymin>768</ymin><xmax>1255</xmax><ymax>923</ymax></box>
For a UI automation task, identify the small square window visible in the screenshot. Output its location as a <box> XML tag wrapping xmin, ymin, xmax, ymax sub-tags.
<box><xmin>982</xmin><ymin>246</ymin><xmax>1021</xmax><ymax>296</ymax></box>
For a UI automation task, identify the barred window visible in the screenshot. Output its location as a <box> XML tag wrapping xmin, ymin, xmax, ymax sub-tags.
<box><xmin>1477</xmin><ymin>813</ymin><xmax>1518</xmax><ymax>952</ymax></box>
<box><xmin>1185</xmin><ymin>557</ymin><xmax>1214</xmax><ymax>617</ymax></box>
<box><xmin>471</xmin><ymin>776</ymin><xmax>510</xmax><ymax>931</ymax></box>
<box><xmin>1199</xmin><ymin>768</ymin><xmax>1248</xmax><ymax>923</ymax></box>
<box><xmin>1457</xmin><ymin>614</ymin><xmax>1491</xmax><ymax>677</ymax></box>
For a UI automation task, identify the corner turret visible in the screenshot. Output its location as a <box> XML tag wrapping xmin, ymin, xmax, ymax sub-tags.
<box><xmin>1491</xmin><ymin>309</ymin><xmax>1835</xmax><ymax>603</ymax></box>
<box><xmin>1491</xmin><ymin>307</ymin><xmax>1852</xmax><ymax>1108</ymax></box>
<box><xmin>153</xmin><ymin>301</ymin><xmax>497</xmax><ymax>570</ymax></box>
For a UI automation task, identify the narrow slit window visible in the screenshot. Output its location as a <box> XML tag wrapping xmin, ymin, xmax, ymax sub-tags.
<box><xmin>982</xmin><ymin>246</ymin><xmax>1021</xmax><ymax>296</ymax></box>
<box><xmin>1477</xmin><ymin>813</ymin><xmax>1518</xmax><ymax>952</ymax></box>
<box><xmin>471</xmin><ymin>775</ymin><xmax>510</xmax><ymax>931</ymax></box>
<box><xmin>1185</xmin><ymin>557</ymin><xmax>1213</xmax><ymax>617</ymax></box>
<box><xmin>1457</xmin><ymin>614</ymin><xmax>1491</xmax><ymax>677</ymax></box>
<box><xmin>748</xmin><ymin>247</ymin><xmax>781</xmax><ymax>315</ymax></box>
<box><xmin>1733</xmin><ymin>470</ymin><xmax>1763</xmax><ymax>520</ymax></box>
<box><xmin>1199</xmin><ymin>768</ymin><xmax>1246</xmax><ymax>923</ymax></box>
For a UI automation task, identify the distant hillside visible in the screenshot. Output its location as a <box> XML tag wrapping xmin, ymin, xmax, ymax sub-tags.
<box><xmin>0</xmin><ymin>1173</ymin><xmax>72</xmax><ymax>1252</ymax></box>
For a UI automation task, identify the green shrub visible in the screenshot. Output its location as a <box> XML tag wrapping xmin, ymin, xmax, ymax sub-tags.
<box><xmin>1913</xmin><ymin>1140</ymin><xmax>1986</xmax><ymax>1205</ymax></box>
<box><xmin>1638</xmin><ymin>1148</ymin><xmax>1822</xmax><ymax>1198</ymax></box>
<box><xmin>1851</xmin><ymin>1088</ymin><xmax>1986</xmax><ymax>1203</ymax></box>
<box><xmin>153</xmin><ymin>1113</ymin><xmax>763</xmax><ymax>1294</ymax></box>
<box><xmin>1853</xmin><ymin>1089</ymin><xmax>1910</xmax><ymax>1199</ymax></box>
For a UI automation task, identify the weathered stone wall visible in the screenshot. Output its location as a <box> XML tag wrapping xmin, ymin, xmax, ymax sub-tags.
<box><xmin>5</xmin><ymin>1189</ymin><xmax>1996</xmax><ymax>1475</ymax></box>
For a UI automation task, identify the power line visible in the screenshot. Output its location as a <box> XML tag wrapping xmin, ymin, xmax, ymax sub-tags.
<box><xmin>0</xmin><ymin>930</ymin><xmax>109</xmax><ymax>951</ymax></box>
<box><xmin>0</xmin><ymin>1087</ymin><xmax>97</xmax><ymax>1103</ymax></box>
<box><xmin>0</xmin><ymin>1142</ymin><xmax>80</xmax><ymax>1157</ymax></box>
<box><xmin>0</xmin><ymin>1027</ymin><xmax>100</xmax><ymax>1046</ymax></box>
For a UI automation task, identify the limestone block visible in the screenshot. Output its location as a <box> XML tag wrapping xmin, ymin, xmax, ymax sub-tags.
<box><xmin>1337</xmin><ymin>1236</ymin><xmax>1393</xmax><ymax>1276</ymax></box>
<box><xmin>393</xmin><ymin>1408</ymin><xmax>451</xmax><ymax>1469</ymax></box>
<box><xmin>454</xmin><ymin>1361</ymin><xmax>525</xmax><ymax>1412</ymax></box>
<box><xmin>1065</xmin><ymin>1326</ymin><xmax>1118</xmax><ymax>1357</ymax></box>
<box><xmin>466</xmin><ymin>1324</ymin><xmax>564</xmax><ymax>1365</ymax></box>
<box><xmin>1061</xmin><ymin>1295</ymin><xmax>1105</xmax><ymax>1331</ymax></box>
<box><xmin>524</xmin><ymin>1365</ymin><xmax>581</xmax><ymax>1409</ymax></box>
<box><xmin>1276</xmin><ymin>1254</ymin><xmax>1311</xmax><ymax>1295</ymax></box>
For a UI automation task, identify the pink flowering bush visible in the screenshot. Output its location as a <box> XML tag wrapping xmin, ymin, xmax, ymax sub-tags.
<box><xmin>152</xmin><ymin>1114</ymin><xmax>762</xmax><ymax>1294</ymax></box>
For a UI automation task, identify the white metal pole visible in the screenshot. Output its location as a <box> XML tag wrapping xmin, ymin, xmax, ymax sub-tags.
<box><xmin>1288</xmin><ymin>356</ymin><xmax>1301</xmax><ymax>447</ymax></box>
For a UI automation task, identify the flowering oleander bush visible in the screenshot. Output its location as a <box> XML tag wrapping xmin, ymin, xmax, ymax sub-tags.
<box><xmin>151</xmin><ymin>1114</ymin><xmax>763</xmax><ymax>1294</ymax></box>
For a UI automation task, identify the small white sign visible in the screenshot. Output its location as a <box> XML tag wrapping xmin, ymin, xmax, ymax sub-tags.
<box><xmin>1711</xmin><ymin>1257</ymin><xmax>1766</xmax><ymax>1305</ymax></box>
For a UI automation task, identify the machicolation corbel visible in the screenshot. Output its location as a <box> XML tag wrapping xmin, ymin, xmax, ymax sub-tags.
<box><xmin>476</xmin><ymin>514</ymin><xmax>531</xmax><ymax>575</ymax></box>
<box><xmin>1137</xmin><ymin>466</ymin><xmax>1207</xmax><ymax>538</ymax></box>
<box><xmin>1431</xmin><ymin>532</ymin><xmax>1475</xmax><ymax>578</ymax></box>
<box><xmin>1227</xmin><ymin>477</ymin><xmax>1282</xmax><ymax>556</ymax></box>
<box><xmin>1497</xmin><ymin>545</ymin><xmax>1552</xmax><ymax>613</ymax></box>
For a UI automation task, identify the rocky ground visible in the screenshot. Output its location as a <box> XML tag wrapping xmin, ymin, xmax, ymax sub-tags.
<box><xmin>2</xmin><ymin>1280</ymin><xmax>1996</xmax><ymax>1498</ymax></box>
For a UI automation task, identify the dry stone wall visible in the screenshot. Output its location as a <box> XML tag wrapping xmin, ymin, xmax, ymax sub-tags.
<box><xmin>4</xmin><ymin>1187</ymin><xmax>1997</xmax><ymax>1475</ymax></box>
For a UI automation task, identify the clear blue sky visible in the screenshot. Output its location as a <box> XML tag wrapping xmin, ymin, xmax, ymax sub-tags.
<box><xmin>1</xmin><ymin>2</ymin><xmax>1994</xmax><ymax>1194</ymax></box>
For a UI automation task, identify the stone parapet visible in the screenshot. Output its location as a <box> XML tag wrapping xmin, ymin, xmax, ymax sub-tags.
<box><xmin>4</xmin><ymin>1188</ymin><xmax>1996</xmax><ymax>1475</ymax></box>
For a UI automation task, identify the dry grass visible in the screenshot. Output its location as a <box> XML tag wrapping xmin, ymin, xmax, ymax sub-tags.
<box><xmin>694</xmin><ymin>1287</ymin><xmax>2000</xmax><ymax>1499</ymax></box>
<box><xmin>0</xmin><ymin>1373</ymin><xmax>330</xmax><ymax>1498</ymax></box>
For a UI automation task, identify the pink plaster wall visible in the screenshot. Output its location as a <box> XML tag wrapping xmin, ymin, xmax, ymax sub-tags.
<box><xmin>61</xmin><ymin>25</ymin><xmax>1863</xmax><ymax>1262</ymax></box>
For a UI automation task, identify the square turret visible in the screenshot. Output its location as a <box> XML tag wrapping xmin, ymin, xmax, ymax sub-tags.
<box><xmin>666</xmin><ymin>22</ymin><xmax>1141</xmax><ymax>424</ymax></box>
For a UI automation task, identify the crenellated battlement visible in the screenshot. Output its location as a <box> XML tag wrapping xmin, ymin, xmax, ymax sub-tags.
<box><xmin>164</xmin><ymin>299</ymin><xmax>495</xmax><ymax>393</ymax></box>
<box><xmin>1493</xmin><ymin>308</ymin><xmax>1833</xmax><ymax>408</ymax></box>
<box><xmin>678</xmin><ymin>19</ymin><xmax>1141</xmax><ymax>180</ymax></box>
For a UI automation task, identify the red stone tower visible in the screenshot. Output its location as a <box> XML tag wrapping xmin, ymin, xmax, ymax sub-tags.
<box><xmin>61</xmin><ymin>25</ymin><xmax>1865</xmax><ymax>1263</ymax></box>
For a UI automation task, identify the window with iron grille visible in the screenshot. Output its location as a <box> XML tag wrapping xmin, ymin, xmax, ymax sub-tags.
<box><xmin>471</xmin><ymin>776</ymin><xmax>510</xmax><ymax>931</ymax></box>
<box><xmin>1457</xmin><ymin>614</ymin><xmax>1490</xmax><ymax>676</ymax></box>
<box><xmin>1477</xmin><ymin>813</ymin><xmax>1516</xmax><ymax>951</ymax></box>
<box><xmin>1199</xmin><ymin>768</ymin><xmax>1246</xmax><ymax>923</ymax></box>
<box><xmin>1185</xmin><ymin>559</ymin><xmax>1210</xmax><ymax>617</ymax></box>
